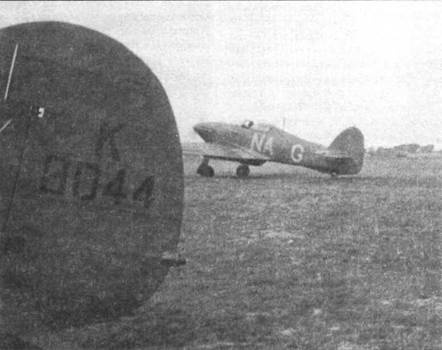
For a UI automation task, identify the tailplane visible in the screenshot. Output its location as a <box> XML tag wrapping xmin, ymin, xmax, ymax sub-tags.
<box><xmin>328</xmin><ymin>127</ymin><xmax>364</xmax><ymax>174</ymax></box>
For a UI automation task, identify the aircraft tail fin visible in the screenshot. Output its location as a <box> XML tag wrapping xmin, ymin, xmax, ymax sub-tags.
<box><xmin>328</xmin><ymin>127</ymin><xmax>364</xmax><ymax>174</ymax></box>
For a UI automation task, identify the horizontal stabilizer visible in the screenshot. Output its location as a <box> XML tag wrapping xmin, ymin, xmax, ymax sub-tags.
<box><xmin>315</xmin><ymin>149</ymin><xmax>352</xmax><ymax>160</ymax></box>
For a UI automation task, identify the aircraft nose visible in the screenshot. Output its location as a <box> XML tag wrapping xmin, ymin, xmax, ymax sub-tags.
<box><xmin>193</xmin><ymin>123</ymin><xmax>207</xmax><ymax>134</ymax></box>
<box><xmin>194</xmin><ymin>122</ymin><xmax>219</xmax><ymax>142</ymax></box>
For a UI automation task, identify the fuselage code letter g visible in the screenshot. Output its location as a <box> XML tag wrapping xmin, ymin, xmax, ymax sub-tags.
<box><xmin>291</xmin><ymin>144</ymin><xmax>304</xmax><ymax>163</ymax></box>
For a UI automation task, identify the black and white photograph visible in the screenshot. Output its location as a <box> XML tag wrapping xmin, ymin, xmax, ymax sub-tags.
<box><xmin>0</xmin><ymin>2</ymin><xmax>440</xmax><ymax>349</ymax></box>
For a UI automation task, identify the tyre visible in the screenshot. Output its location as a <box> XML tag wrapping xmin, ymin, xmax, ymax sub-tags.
<box><xmin>236</xmin><ymin>164</ymin><xmax>250</xmax><ymax>178</ymax></box>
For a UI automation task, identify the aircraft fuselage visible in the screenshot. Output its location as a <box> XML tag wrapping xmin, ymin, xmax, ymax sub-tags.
<box><xmin>193</xmin><ymin>122</ymin><xmax>362</xmax><ymax>175</ymax></box>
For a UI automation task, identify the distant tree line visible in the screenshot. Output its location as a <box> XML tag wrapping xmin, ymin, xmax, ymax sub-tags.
<box><xmin>367</xmin><ymin>144</ymin><xmax>437</xmax><ymax>157</ymax></box>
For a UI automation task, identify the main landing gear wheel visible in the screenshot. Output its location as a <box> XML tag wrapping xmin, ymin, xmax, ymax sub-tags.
<box><xmin>236</xmin><ymin>164</ymin><xmax>250</xmax><ymax>178</ymax></box>
<box><xmin>197</xmin><ymin>164</ymin><xmax>214</xmax><ymax>177</ymax></box>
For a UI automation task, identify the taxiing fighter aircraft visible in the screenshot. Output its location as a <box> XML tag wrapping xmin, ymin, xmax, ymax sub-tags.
<box><xmin>184</xmin><ymin>120</ymin><xmax>364</xmax><ymax>177</ymax></box>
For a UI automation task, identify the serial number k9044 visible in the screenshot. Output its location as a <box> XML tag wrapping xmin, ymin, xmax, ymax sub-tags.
<box><xmin>39</xmin><ymin>154</ymin><xmax>155</xmax><ymax>208</ymax></box>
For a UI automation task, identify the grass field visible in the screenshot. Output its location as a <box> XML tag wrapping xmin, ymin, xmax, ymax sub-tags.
<box><xmin>45</xmin><ymin>155</ymin><xmax>441</xmax><ymax>350</ymax></box>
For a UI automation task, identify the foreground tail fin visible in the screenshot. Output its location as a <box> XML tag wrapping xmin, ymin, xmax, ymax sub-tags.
<box><xmin>328</xmin><ymin>127</ymin><xmax>364</xmax><ymax>174</ymax></box>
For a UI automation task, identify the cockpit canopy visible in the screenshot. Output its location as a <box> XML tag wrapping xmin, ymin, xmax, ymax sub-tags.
<box><xmin>241</xmin><ymin>120</ymin><xmax>254</xmax><ymax>129</ymax></box>
<box><xmin>241</xmin><ymin>120</ymin><xmax>272</xmax><ymax>132</ymax></box>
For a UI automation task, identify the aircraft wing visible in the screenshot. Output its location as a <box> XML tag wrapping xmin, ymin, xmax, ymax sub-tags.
<box><xmin>182</xmin><ymin>142</ymin><xmax>270</xmax><ymax>162</ymax></box>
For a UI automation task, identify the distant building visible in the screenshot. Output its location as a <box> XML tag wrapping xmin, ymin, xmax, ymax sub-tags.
<box><xmin>366</xmin><ymin>147</ymin><xmax>377</xmax><ymax>156</ymax></box>
<box><xmin>372</xmin><ymin>143</ymin><xmax>437</xmax><ymax>157</ymax></box>
<box><xmin>392</xmin><ymin>143</ymin><xmax>420</xmax><ymax>153</ymax></box>
<box><xmin>419</xmin><ymin>144</ymin><xmax>434</xmax><ymax>153</ymax></box>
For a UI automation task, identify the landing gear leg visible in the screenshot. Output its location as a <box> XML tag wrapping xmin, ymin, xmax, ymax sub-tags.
<box><xmin>236</xmin><ymin>164</ymin><xmax>250</xmax><ymax>178</ymax></box>
<box><xmin>197</xmin><ymin>157</ymin><xmax>214</xmax><ymax>177</ymax></box>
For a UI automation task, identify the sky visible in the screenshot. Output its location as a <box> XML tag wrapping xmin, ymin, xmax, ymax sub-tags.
<box><xmin>1</xmin><ymin>1</ymin><xmax>442</xmax><ymax>148</ymax></box>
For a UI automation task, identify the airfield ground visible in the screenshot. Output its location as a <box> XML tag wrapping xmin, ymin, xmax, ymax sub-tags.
<box><xmin>45</xmin><ymin>155</ymin><xmax>441</xmax><ymax>350</ymax></box>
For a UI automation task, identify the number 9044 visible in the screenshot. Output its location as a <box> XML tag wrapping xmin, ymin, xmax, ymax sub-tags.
<box><xmin>39</xmin><ymin>154</ymin><xmax>154</xmax><ymax>208</ymax></box>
